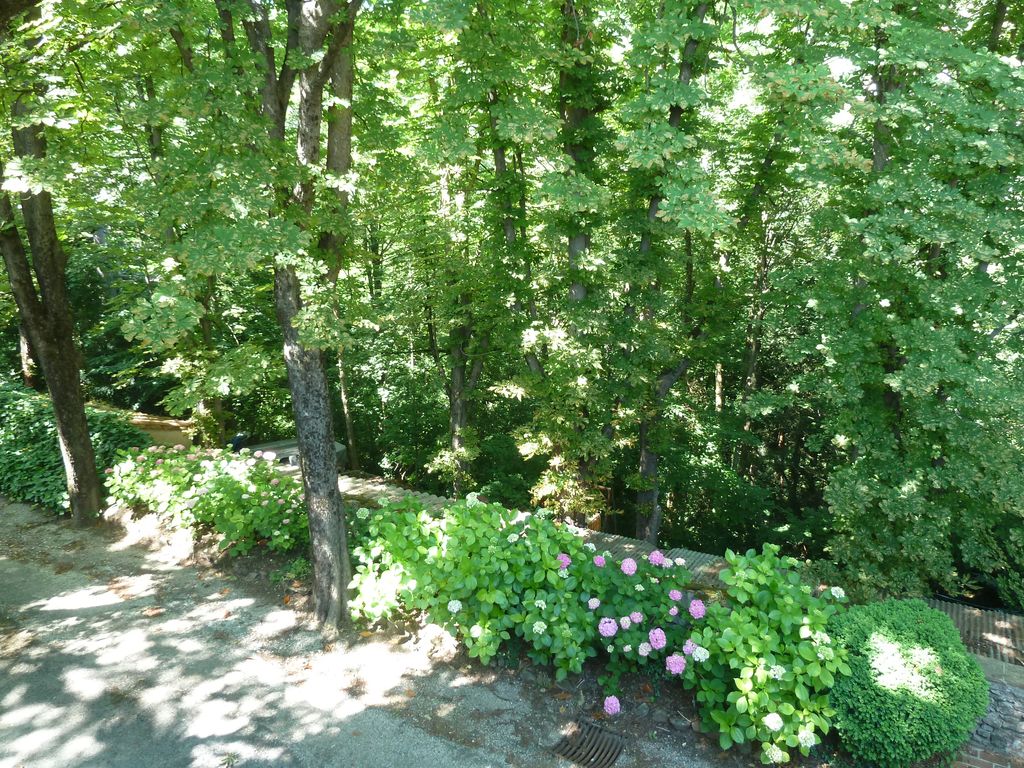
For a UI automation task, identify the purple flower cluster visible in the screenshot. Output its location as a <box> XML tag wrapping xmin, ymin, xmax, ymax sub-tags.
<box><xmin>598</xmin><ymin>618</ymin><xmax>618</xmax><ymax>638</ymax></box>
<box><xmin>648</xmin><ymin>627</ymin><xmax>667</xmax><ymax>650</ymax></box>
<box><xmin>593</xmin><ymin>555</ymin><xmax>606</xmax><ymax>568</ymax></box>
<box><xmin>620</xmin><ymin>558</ymin><xmax>637</xmax><ymax>576</ymax></box>
<box><xmin>557</xmin><ymin>552</ymin><xmax>572</xmax><ymax>570</ymax></box>
<box><xmin>665</xmin><ymin>654</ymin><xmax>686</xmax><ymax>675</ymax></box>
<box><xmin>689</xmin><ymin>599</ymin><xmax>706</xmax><ymax>620</ymax></box>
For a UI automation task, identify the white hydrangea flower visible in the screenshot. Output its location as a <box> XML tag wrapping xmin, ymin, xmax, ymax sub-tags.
<box><xmin>692</xmin><ymin>646</ymin><xmax>710</xmax><ymax>663</ymax></box>
<box><xmin>674</xmin><ymin>557</ymin><xmax>686</xmax><ymax>567</ymax></box>
<box><xmin>587</xmin><ymin>598</ymin><xmax>600</xmax><ymax>610</ymax></box>
<box><xmin>507</xmin><ymin>533</ymin><xmax>518</xmax><ymax>543</ymax></box>
<box><xmin>763</xmin><ymin>713</ymin><xmax>784</xmax><ymax>732</ymax></box>
<box><xmin>619</xmin><ymin>616</ymin><xmax>632</xmax><ymax>629</ymax></box>
<box><xmin>532</xmin><ymin>621</ymin><xmax>547</xmax><ymax>636</ymax></box>
<box><xmin>638</xmin><ymin>642</ymin><xmax>652</xmax><ymax>657</ymax></box>
<box><xmin>584</xmin><ymin>542</ymin><xmax>596</xmax><ymax>552</ymax></box>
<box><xmin>622</xmin><ymin>645</ymin><xmax>632</xmax><ymax>653</ymax></box>
<box><xmin>812</xmin><ymin>631</ymin><xmax>831</xmax><ymax>646</ymax></box>
<box><xmin>830</xmin><ymin>586</ymin><xmax>846</xmax><ymax>600</ymax></box>
<box><xmin>765</xmin><ymin>744</ymin><xmax>786</xmax><ymax>763</ymax></box>
<box><xmin>798</xmin><ymin>729</ymin><xmax>815</xmax><ymax>749</ymax></box>
<box><xmin>447</xmin><ymin>599</ymin><xmax>462</xmax><ymax>613</ymax></box>
<box><xmin>768</xmin><ymin>665</ymin><xmax>786</xmax><ymax>680</ymax></box>
<box><xmin>356</xmin><ymin>507</ymin><xmax>370</xmax><ymax>519</ymax></box>
<box><xmin>535</xmin><ymin>599</ymin><xmax>546</xmax><ymax>610</ymax></box>
<box><xmin>559</xmin><ymin>569</ymin><xmax>569</xmax><ymax>578</ymax></box>
<box><xmin>634</xmin><ymin>584</ymin><xmax>644</xmax><ymax>592</ymax></box>
<box><xmin>607</xmin><ymin>645</ymin><xmax>614</xmax><ymax>653</ymax></box>
<box><xmin>470</xmin><ymin>625</ymin><xmax>483</xmax><ymax>639</ymax></box>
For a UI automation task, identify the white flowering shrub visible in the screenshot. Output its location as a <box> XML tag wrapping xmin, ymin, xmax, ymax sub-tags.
<box><xmin>683</xmin><ymin>545</ymin><xmax>850</xmax><ymax>764</ymax></box>
<box><xmin>106</xmin><ymin>446</ymin><xmax>307</xmax><ymax>554</ymax></box>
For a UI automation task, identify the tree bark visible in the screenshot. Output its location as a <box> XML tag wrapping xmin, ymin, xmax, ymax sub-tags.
<box><xmin>1</xmin><ymin>170</ymin><xmax>100</xmax><ymax>524</ymax></box>
<box><xmin>337</xmin><ymin>348</ymin><xmax>360</xmax><ymax>471</ymax></box>
<box><xmin>274</xmin><ymin>266</ymin><xmax>349</xmax><ymax>628</ymax></box>
<box><xmin>18</xmin><ymin>322</ymin><xmax>38</xmax><ymax>389</ymax></box>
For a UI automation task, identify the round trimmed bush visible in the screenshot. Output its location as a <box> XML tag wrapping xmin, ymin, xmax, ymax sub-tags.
<box><xmin>828</xmin><ymin>599</ymin><xmax>989</xmax><ymax>768</ymax></box>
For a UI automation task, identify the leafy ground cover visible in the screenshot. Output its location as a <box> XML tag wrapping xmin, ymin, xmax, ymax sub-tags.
<box><xmin>0</xmin><ymin>383</ymin><xmax>149</xmax><ymax>511</ymax></box>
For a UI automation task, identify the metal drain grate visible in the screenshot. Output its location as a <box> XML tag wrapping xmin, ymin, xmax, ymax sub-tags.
<box><xmin>551</xmin><ymin>719</ymin><xmax>626</xmax><ymax>768</ymax></box>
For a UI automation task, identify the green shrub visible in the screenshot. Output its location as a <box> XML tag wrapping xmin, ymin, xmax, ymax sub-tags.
<box><xmin>106</xmin><ymin>446</ymin><xmax>308</xmax><ymax>555</ymax></box>
<box><xmin>684</xmin><ymin>544</ymin><xmax>850</xmax><ymax>763</ymax></box>
<box><xmin>828</xmin><ymin>599</ymin><xmax>989</xmax><ymax>768</ymax></box>
<box><xmin>350</xmin><ymin>494</ymin><xmax>697</xmax><ymax>685</ymax></box>
<box><xmin>351</xmin><ymin>495</ymin><xmax>602</xmax><ymax>678</ymax></box>
<box><xmin>0</xmin><ymin>382</ymin><xmax>149</xmax><ymax>511</ymax></box>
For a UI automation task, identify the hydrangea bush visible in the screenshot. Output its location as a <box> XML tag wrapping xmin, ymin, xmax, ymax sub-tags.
<box><xmin>683</xmin><ymin>544</ymin><xmax>850</xmax><ymax>763</ymax></box>
<box><xmin>586</xmin><ymin>549</ymin><xmax>702</xmax><ymax>692</ymax></box>
<box><xmin>350</xmin><ymin>494</ymin><xmax>602</xmax><ymax>678</ymax></box>
<box><xmin>106</xmin><ymin>445</ymin><xmax>308</xmax><ymax>554</ymax></box>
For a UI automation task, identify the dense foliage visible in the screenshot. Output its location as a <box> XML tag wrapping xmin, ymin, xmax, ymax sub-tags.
<box><xmin>828</xmin><ymin>599</ymin><xmax>989</xmax><ymax>768</ymax></box>
<box><xmin>0</xmin><ymin>382</ymin><xmax>148</xmax><ymax>510</ymax></box>
<box><xmin>684</xmin><ymin>545</ymin><xmax>850</xmax><ymax>763</ymax></box>
<box><xmin>106</xmin><ymin>446</ymin><xmax>309</xmax><ymax>555</ymax></box>
<box><xmin>1</xmin><ymin>1</ymin><xmax>1022</xmax><ymax>607</ymax></box>
<box><xmin>351</xmin><ymin>495</ymin><xmax>705</xmax><ymax>684</ymax></box>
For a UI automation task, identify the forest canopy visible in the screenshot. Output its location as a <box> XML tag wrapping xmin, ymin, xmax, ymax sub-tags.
<box><xmin>1</xmin><ymin>0</ymin><xmax>1022</xmax><ymax>612</ymax></box>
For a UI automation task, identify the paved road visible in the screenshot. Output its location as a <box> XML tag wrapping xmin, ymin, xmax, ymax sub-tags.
<box><xmin>0</xmin><ymin>500</ymin><xmax>715</xmax><ymax>768</ymax></box>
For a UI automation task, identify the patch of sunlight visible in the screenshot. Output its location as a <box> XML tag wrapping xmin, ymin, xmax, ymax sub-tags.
<box><xmin>62</xmin><ymin>666</ymin><xmax>107</xmax><ymax>701</ymax></box>
<box><xmin>982</xmin><ymin>631</ymin><xmax>1012</xmax><ymax>649</ymax></box>
<box><xmin>868</xmin><ymin>631</ymin><xmax>941</xmax><ymax>702</ymax></box>
<box><xmin>28</xmin><ymin>586</ymin><xmax>123</xmax><ymax>612</ymax></box>
<box><xmin>186</xmin><ymin>698</ymin><xmax>249</xmax><ymax>738</ymax></box>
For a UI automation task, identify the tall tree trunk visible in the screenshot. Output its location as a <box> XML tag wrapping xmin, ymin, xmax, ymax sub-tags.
<box><xmin>631</xmin><ymin>4</ymin><xmax>710</xmax><ymax>541</ymax></box>
<box><xmin>0</xmin><ymin>52</ymin><xmax>101</xmax><ymax>523</ymax></box>
<box><xmin>274</xmin><ymin>266</ymin><xmax>349</xmax><ymax>628</ymax></box>
<box><xmin>225</xmin><ymin>0</ymin><xmax>362</xmax><ymax>628</ymax></box>
<box><xmin>322</xmin><ymin>30</ymin><xmax>362</xmax><ymax>473</ymax></box>
<box><xmin>448</xmin><ymin>345</ymin><xmax>469</xmax><ymax>497</ymax></box>
<box><xmin>337</xmin><ymin>348</ymin><xmax>360</xmax><ymax>471</ymax></box>
<box><xmin>1</xmin><ymin>179</ymin><xmax>100</xmax><ymax>524</ymax></box>
<box><xmin>18</xmin><ymin>322</ymin><xmax>38</xmax><ymax>389</ymax></box>
<box><xmin>634</xmin><ymin>359</ymin><xmax>690</xmax><ymax>542</ymax></box>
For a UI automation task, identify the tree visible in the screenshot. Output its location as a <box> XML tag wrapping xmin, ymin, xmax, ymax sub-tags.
<box><xmin>1</xmin><ymin>7</ymin><xmax>102</xmax><ymax>524</ymax></box>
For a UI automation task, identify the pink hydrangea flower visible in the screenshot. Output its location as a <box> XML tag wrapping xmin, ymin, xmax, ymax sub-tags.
<box><xmin>630</xmin><ymin>611</ymin><xmax>643</xmax><ymax>624</ymax></box>
<box><xmin>669</xmin><ymin>606</ymin><xmax>679</xmax><ymax>617</ymax></box>
<box><xmin>598</xmin><ymin>618</ymin><xmax>618</xmax><ymax>638</ymax></box>
<box><xmin>649</xmin><ymin>628</ymin><xmax>667</xmax><ymax>650</ymax></box>
<box><xmin>603</xmin><ymin>696</ymin><xmax>620</xmax><ymax>716</ymax></box>
<box><xmin>619</xmin><ymin>616</ymin><xmax>632</xmax><ymax>630</ymax></box>
<box><xmin>593</xmin><ymin>555</ymin><xmax>606</xmax><ymax>568</ymax></box>
<box><xmin>588</xmin><ymin>598</ymin><xmax>600</xmax><ymax>610</ymax></box>
<box><xmin>689</xmin><ymin>599</ymin><xmax>706</xmax><ymax>620</ymax></box>
<box><xmin>557</xmin><ymin>553</ymin><xmax>571</xmax><ymax>569</ymax></box>
<box><xmin>669</xmin><ymin>589</ymin><xmax>683</xmax><ymax>601</ymax></box>
<box><xmin>666</xmin><ymin>654</ymin><xmax>687</xmax><ymax>675</ymax></box>
<box><xmin>620</xmin><ymin>558</ymin><xmax>637</xmax><ymax>576</ymax></box>
<box><xmin>683</xmin><ymin>639</ymin><xmax>697</xmax><ymax>656</ymax></box>
<box><xmin>648</xmin><ymin>550</ymin><xmax>666</xmax><ymax>566</ymax></box>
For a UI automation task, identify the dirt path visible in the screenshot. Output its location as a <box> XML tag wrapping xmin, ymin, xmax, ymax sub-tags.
<box><xmin>0</xmin><ymin>499</ymin><xmax>721</xmax><ymax>768</ymax></box>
